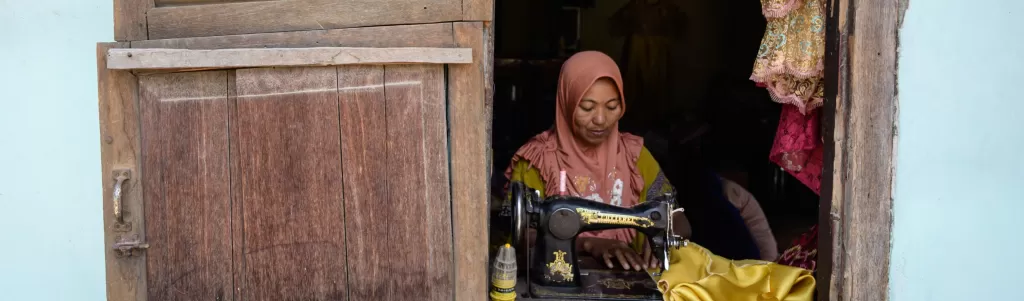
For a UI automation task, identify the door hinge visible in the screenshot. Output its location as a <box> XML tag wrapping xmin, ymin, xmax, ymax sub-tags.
<box><xmin>112</xmin><ymin>234</ymin><xmax>149</xmax><ymax>258</ymax></box>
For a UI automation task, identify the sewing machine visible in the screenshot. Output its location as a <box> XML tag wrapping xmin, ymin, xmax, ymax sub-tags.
<box><xmin>500</xmin><ymin>181</ymin><xmax>688</xmax><ymax>300</ymax></box>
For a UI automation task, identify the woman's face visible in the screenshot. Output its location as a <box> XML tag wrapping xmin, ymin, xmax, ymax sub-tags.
<box><xmin>573</xmin><ymin>78</ymin><xmax>623</xmax><ymax>147</ymax></box>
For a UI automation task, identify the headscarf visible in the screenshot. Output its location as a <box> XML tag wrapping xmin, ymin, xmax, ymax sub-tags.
<box><xmin>504</xmin><ymin>51</ymin><xmax>645</xmax><ymax>242</ymax></box>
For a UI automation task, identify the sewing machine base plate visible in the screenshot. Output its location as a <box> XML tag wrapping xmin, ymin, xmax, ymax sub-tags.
<box><xmin>527</xmin><ymin>268</ymin><xmax>661</xmax><ymax>300</ymax></box>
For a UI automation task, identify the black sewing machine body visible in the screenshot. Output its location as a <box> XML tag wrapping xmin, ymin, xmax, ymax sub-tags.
<box><xmin>502</xmin><ymin>181</ymin><xmax>685</xmax><ymax>300</ymax></box>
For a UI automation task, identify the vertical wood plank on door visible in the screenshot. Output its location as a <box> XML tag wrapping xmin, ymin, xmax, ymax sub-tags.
<box><xmin>139</xmin><ymin>71</ymin><xmax>232</xmax><ymax>301</ymax></box>
<box><xmin>226</xmin><ymin>70</ymin><xmax>244</xmax><ymax>300</ymax></box>
<box><xmin>337</xmin><ymin>66</ymin><xmax>388</xmax><ymax>301</ymax></box>
<box><xmin>448</xmin><ymin>21</ymin><xmax>489</xmax><ymax>301</ymax></box>
<box><xmin>384</xmin><ymin>64</ymin><xmax>453</xmax><ymax>301</ymax></box>
<box><xmin>233</xmin><ymin>67</ymin><xmax>347</xmax><ymax>301</ymax></box>
<box><xmin>98</xmin><ymin>42</ymin><xmax>147</xmax><ymax>301</ymax></box>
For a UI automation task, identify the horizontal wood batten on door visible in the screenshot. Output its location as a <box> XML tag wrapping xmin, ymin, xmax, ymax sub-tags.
<box><xmin>146</xmin><ymin>0</ymin><xmax>462</xmax><ymax>39</ymax></box>
<box><xmin>130</xmin><ymin>23</ymin><xmax>456</xmax><ymax>49</ymax></box>
<box><xmin>106</xmin><ymin>47</ymin><xmax>473</xmax><ymax>70</ymax></box>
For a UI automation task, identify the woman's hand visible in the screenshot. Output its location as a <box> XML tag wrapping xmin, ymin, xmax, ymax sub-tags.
<box><xmin>640</xmin><ymin>239</ymin><xmax>659</xmax><ymax>270</ymax></box>
<box><xmin>581</xmin><ymin>237</ymin><xmax>652</xmax><ymax>271</ymax></box>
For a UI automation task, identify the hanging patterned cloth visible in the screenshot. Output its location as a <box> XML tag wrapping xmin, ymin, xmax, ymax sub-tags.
<box><xmin>760</xmin><ymin>0</ymin><xmax>801</xmax><ymax>18</ymax></box>
<box><xmin>770</xmin><ymin>105</ymin><xmax>823</xmax><ymax>195</ymax></box>
<box><xmin>751</xmin><ymin>0</ymin><xmax>826</xmax><ymax>193</ymax></box>
<box><xmin>769</xmin><ymin>106</ymin><xmax>822</xmax><ymax>271</ymax></box>
<box><xmin>751</xmin><ymin>0</ymin><xmax>826</xmax><ymax>114</ymax></box>
<box><xmin>751</xmin><ymin>0</ymin><xmax>826</xmax><ymax>273</ymax></box>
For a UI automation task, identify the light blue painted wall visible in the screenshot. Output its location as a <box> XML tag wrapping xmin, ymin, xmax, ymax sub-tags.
<box><xmin>0</xmin><ymin>0</ymin><xmax>113</xmax><ymax>300</ymax></box>
<box><xmin>3</xmin><ymin>0</ymin><xmax>1022</xmax><ymax>300</ymax></box>
<box><xmin>890</xmin><ymin>0</ymin><xmax>1024</xmax><ymax>300</ymax></box>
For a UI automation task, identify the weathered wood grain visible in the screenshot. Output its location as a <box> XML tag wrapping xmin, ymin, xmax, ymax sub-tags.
<box><xmin>233</xmin><ymin>67</ymin><xmax>347</xmax><ymax>301</ymax></box>
<box><xmin>131</xmin><ymin>23</ymin><xmax>456</xmax><ymax>49</ymax></box>
<box><xmin>227</xmin><ymin>69</ymin><xmax>245</xmax><ymax>301</ymax></box>
<box><xmin>819</xmin><ymin>0</ymin><xmax>898</xmax><ymax>299</ymax></box>
<box><xmin>838</xmin><ymin>0</ymin><xmax>897</xmax><ymax>299</ymax></box>
<box><xmin>448</xmin><ymin>21</ymin><xmax>489</xmax><ymax>301</ymax></box>
<box><xmin>155</xmin><ymin>0</ymin><xmax>261</xmax><ymax>7</ymax></box>
<box><xmin>483</xmin><ymin>21</ymin><xmax>495</xmax><ymax>180</ymax></box>
<box><xmin>139</xmin><ymin>71</ymin><xmax>232</xmax><ymax>301</ymax></box>
<box><xmin>147</xmin><ymin>0</ymin><xmax>462</xmax><ymax>39</ymax></box>
<box><xmin>107</xmin><ymin>47</ymin><xmax>472</xmax><ymax>70</ymax></box>
<box><xmin>114</xmin><ymin>0</ymin><xmax>152</xmax><ymax>41</ymax></box>
<box><xmin>463</xmin><ymin>0</ymin><xmax>494</xmax><ymax>21</ymax></box>
<box><xmin>98</xmin><ymin>42</ymin><xmax>147</xmax><ymax>301</ymax></box>
<box><xmin>337</xmin><ymin>65</ymin><xmax>388</xmax><ymax>301</ymax></box>
<box><xmin>385</xmin><ymin>64</ymin><xmax>453</xmax><ymax>301</ymax></box>
<box><xmin>820</xmin><ymin>0</ymin><xmax>846</xmax><ymax>299</ymax></box>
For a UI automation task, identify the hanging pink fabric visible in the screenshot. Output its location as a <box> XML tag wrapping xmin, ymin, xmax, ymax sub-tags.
<box><xmin>770</xmin><ymin>105</ymin><xmax>823</xmax><ymax>194</ymax></box>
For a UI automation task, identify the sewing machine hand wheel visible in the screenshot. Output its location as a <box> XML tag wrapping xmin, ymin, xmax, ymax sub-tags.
<box><xmin>508</xmin><ymin>181</ymin><xmax>532</xmax><ymax>247</ymax></box>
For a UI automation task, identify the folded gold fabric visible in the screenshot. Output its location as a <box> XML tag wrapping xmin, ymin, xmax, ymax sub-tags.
<box><xmin>650</xmin><ymin>243</ymin><xmax>816</xmax><ymax>301</ymax></box>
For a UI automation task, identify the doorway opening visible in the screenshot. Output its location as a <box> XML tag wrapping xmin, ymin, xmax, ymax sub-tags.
<box><xmin>487</xmin><ymin>0</ymin><xmax>829</xmax><ymax>298</ymax></box>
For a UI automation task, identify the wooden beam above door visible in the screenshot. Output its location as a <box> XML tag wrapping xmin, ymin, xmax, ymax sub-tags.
<box><xmin>106</xmin><ymin>47</ymin><xmax>473</xmax><ymax>70</ymax></box>
<box><xmin>146</xmin><ymin>0</ymin><xmax>462</xmax><ymax>39</ymax></box>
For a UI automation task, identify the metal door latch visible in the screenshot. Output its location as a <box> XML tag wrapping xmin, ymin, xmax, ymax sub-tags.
<box><xmin>113</xmin><ymin>234</ymin><xmax>149</xmax><ymax>258</ymax></box>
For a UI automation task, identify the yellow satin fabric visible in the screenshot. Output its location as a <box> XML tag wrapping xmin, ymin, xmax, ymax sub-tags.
<box><xmin>650</xmin><ymin>243</ymin><xmax>815</xmax><ymax>301</ymax></box>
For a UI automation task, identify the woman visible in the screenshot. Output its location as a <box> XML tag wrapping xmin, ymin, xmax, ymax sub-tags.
<box><xmin>504</xmin><ymin>50</ymin><xmax>679</xmax><ymax>270</ymax></box>
<box><xmin>505</xmin><ymin>50</ymin><xmax>759</xmax><ymax>269</ymax></box>
<box><xmin>504</xmin><ymin>51</ymin><xmax>813</xmax><ymax>300</ymax></box>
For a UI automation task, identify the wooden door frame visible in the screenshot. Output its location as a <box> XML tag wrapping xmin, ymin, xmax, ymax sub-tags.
<box><xmin>819</xmin><ymin>0</ymin><xmax>903</xmax><ymax>300</ymax></box>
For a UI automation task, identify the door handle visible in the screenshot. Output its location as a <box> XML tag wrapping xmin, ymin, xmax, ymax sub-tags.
<box><xmin>111</xmin><ymin>169</ymin><xmax>132</xmax><ymax>232</ymax></box>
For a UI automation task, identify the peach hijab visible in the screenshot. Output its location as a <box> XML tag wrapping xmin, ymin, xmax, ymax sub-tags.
<box><xmin>505</xmin><ymin>51</ymin><xmax>645</xmax><ymax>240</ymax></box>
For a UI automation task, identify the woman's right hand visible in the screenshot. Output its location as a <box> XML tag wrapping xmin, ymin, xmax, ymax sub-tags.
<box><xmin>581</xmin><ymin>237</ymin><xmax>649</xmax><ymax>271</ymax></box>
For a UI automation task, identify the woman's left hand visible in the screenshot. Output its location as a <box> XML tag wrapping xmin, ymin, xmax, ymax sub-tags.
<box><xmin>641</xmin><ymin>240</ymin><xmax>659</xmax><ymax>270</ymax></box>
<box><xmin>582</xmin><ymin>237</ymin><xmax>646</xmax><ymax>271</ymax></box>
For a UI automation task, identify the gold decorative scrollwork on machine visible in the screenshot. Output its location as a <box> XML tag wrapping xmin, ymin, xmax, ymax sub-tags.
<box><xmin>547</xmin><ymin>250</ymin><xmax>575</xmax><ymax>282</ymax></box>
<box><xmin>575</xmin><ymin>208</ymin><xmax>654</xmax><ymax>228</ymax></box>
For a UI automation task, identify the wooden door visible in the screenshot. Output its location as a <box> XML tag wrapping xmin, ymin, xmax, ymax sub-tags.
<box><xmin>101</xmin><ymin>17</ymin><xmax>491</xmax><ymax>300</ymax></box>
<box><xmin>103</xmin><ymin>64</ymin><xmax>456</xmax><ymax>301</ymax></box>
